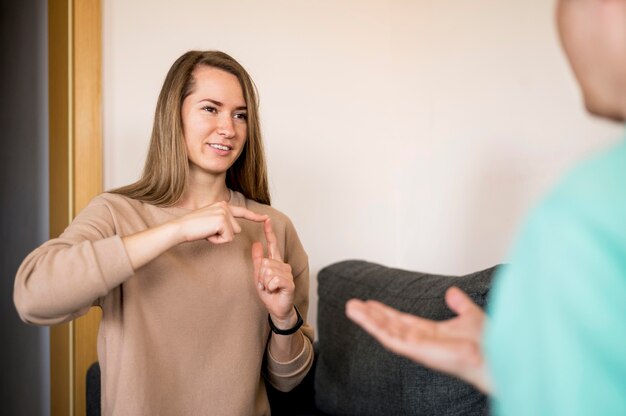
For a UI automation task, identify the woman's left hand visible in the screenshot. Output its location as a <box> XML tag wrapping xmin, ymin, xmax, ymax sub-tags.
<box><xmin>252</xmin><ymin>218</ymin><xmax>297</xmax><ymax>329</ymax></box>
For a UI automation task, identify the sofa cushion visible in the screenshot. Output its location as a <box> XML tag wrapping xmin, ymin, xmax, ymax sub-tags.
<box><xmin>315</xmin><ymin>260</ymin><xmax>496</xmax><ymax>416</ymax></box>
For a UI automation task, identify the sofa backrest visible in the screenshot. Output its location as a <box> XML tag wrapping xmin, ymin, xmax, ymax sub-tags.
<box><xmin>314</xmin><ymin>260</ymin><xmax>497</xmax><ymax>416</ymax></box>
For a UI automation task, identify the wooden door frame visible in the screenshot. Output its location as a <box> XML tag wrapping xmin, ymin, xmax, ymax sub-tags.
<box><xmin>48</xmin><ymin>1</ymin><xmax>102</xmax><ymax>415</ymax></box>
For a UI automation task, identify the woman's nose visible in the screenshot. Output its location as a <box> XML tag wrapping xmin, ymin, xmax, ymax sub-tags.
<box><xmin>217</xmin><ymin>115</ymin><xmax>235</xmax><ymax>138</ymax></box>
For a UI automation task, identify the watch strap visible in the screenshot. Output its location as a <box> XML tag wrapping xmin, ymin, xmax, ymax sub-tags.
<box><xmin>268</xmin><ymin>306</ymin><xmax>303</xmax><ymax>335</ymax></box>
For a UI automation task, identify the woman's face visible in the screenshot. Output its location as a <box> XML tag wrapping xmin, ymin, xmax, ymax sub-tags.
<box><xmin>181</xmin><ymin>66</ymin><xmax>248</xmax><ymax>179</ymax></box>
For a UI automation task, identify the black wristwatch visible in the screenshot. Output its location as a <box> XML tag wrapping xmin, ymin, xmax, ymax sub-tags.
<box><xmin>268</xmin><ymin>306</ymin><xmax>303</xmax><ymax>335</ymax></box>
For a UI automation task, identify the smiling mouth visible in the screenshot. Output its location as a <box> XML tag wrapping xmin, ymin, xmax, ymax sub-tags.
<box><xmin>208</xmin><ymin>143</ymin><xmax>232</xmax><ymax>151</ymax></box>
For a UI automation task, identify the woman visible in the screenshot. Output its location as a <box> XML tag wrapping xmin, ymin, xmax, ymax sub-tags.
<box><xmin>14</xmin><ymin>50</ymin><xmax>313</xmax><ymax>415</ymax></box>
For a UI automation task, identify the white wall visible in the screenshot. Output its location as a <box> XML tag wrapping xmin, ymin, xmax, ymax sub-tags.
<box><xmin>103</xmin><ymin>0</ymin><xmax>622</xmax><ymax>328</ymax></box>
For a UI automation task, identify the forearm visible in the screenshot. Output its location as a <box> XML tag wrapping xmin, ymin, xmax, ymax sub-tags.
<box><xmin>15</xmin><ymin>196</ymin><xmax>187</xmax><ymax>326</ymax></box>
<box><xmin>122</xmin><ymin>221</ymin><xmax>183</xmax><ymax>270</ymax></box>
<box><xmin>268</xmin><ymin>310</ymin><xmax>305</xmax><ymax>362</ymax></box>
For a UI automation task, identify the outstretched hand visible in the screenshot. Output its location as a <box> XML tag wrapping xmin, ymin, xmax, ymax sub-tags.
<box><xmin>345</xmin><ymin>287</ymin><xmax>492</xmax><ymax>394</ymax></box>
<box><xmin>252</xmin><ymin>219</ymin><xmax>297</xmax><ymax>328</ymax></box>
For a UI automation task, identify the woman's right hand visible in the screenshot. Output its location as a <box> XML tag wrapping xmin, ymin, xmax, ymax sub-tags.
<box><xmin>173</xmin><ymin>201</ymin><xmax>268</xmax><ymax>244</ymax></box>
<box><xmin>123</xmin><ymin>201</ymin><xmax>267</xmax><ymax>270</ymax></box>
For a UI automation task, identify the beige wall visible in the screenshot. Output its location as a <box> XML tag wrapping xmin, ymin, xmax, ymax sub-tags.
<box><xmin>103</xmin><ymin>0</ymin><xmax>622</xmax><ymax>328</ymax></box>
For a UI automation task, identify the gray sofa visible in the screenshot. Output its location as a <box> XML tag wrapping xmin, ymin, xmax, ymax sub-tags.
<box><xmin>267</xmin><ymin>260</ymin><xmax>497</xmax><ymax>415</ymax></box>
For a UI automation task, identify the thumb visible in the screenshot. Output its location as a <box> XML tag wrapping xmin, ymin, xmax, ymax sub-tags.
<box><xmin>445</xmin><ymin>286</ymin><xmax>481</xmax><ymax>316</ymax></box>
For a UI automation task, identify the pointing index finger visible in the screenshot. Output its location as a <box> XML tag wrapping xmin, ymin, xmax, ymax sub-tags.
<box><xmin>264</xmin><ymin>218</ymin><xmax>283</xmax><ymax>261</ymax></box>
<box><xmin>228</xmin><ymin>205</ymin><xmax>268</xmax><ymax>223</ymax></box>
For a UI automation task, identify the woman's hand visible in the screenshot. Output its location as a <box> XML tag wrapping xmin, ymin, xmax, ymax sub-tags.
<box><xmin>252</xmin><ymin>218</ymin><xmax>297</xmax><ymax>328</ymax></box>
<box><xmin>123</xmin><ymin>201</ymin><xmax>267</xmax><ymax>271</ymax></box>
<box><xmin>173</xmin><ymin>201</ymin><xmax>267</xmax><ymax>244</ymax></box>
<box><xmin>345</xmin><ymin>287</ymin><xmax>492</xmax><ymax>394</ymax></box>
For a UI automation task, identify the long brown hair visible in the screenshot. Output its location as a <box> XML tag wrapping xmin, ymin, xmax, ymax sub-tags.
<box><xmin>111</xmin><ymin>50</ymin><xmax>271</xmax><ymax>206</ymax></box>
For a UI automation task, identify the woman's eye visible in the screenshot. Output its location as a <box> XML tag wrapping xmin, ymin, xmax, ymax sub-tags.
<box><xmin>234</xmin><ymin>113</ymin><xmax>248</xmax><ymax>121</ymax></box>
<box><xmin>201</xmin><ymin>106</ymin><xmax>217</xmax><ymax>113</ymax></box>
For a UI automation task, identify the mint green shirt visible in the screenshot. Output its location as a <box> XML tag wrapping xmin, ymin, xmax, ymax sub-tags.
<box><xmin>485</xmin><ymin>138</ymin><xmax>626</xmax><ymax>416</ymax></box>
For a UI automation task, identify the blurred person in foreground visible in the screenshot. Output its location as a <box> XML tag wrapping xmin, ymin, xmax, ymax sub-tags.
<box><xmin>346</xmin><ymin>1</ymin><xmax>626</xmax><ymax>414</ymax></box>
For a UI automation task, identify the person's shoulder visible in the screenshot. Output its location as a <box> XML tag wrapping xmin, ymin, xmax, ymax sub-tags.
<box><xmin>492</xmin><ymin>140</ymin><xmax>626</xmax><ymax>315</ymax></box>
<box><xmin>95</xmin><ymin>192</ymin><xmax>137</xmax><ymax>207</ymax></box>
<box><xmin>552</xmin><ymin>139</ymin><xmax>626</xmax><ymax>206</ymax></box>
<box><xmin>540</xmin><ymin>139</ymin><xmax>626</xmax><ymax>224</ymax></box>
<box><xmin>89</xmin><ymin>192</ymin><xmax>149</xmax><ymax>216</ymax></box>
<box><xmin>510</xmin><ymin>138</ymin><xmax>626</xmax><ymax>258</ymax></box>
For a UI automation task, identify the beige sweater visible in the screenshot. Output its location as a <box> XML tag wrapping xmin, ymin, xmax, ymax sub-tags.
<box><xmin>14</xmin><ymin>191</ymin><xmax>314</xmax><ymax>416</ymax></box>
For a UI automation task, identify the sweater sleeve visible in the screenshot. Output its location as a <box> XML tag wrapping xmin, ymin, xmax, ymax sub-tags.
<box><xmin>13</xmin><ymin>196</ymin><xmax>135</xmax><ymax>326</ymax></box>
<box><xmin>264</xmin><ymin>218</ymin><xmax>315</xmax><ymax>392</ymax></box>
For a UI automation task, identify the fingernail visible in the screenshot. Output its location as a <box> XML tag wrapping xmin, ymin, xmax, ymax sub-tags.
<box><xmin>257</xmin><ymin>282</ymin><xmax>263</xmax><ymax>290</ymax></box>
